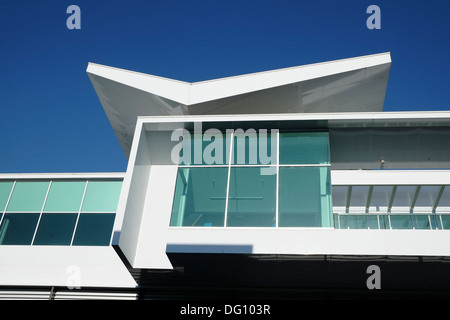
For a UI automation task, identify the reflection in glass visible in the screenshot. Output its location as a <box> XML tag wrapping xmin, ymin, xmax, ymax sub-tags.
<box><xmin>72</xmin><ymin>213</ymin><xmax>115</xmax><ymax>246</ymax></box>
<box><xmin>0</xmin><ymin>182</ymin><xmax>13</xmax><ymax>211</ymax></box>
<box><xmin>226</xmin><ymin>167</ymin><xmax>276</xmax><ymax>227</ymax></box>
<box><xmin>33</xmin><ymin>213</ymin><xmax>78</xmax><ymax>245</ymax></box>
<box><xmin>0</xmin><ymin>213</ymin><xmax>40</xmax><ymax>245</ymax></box>
<box><xmin>232</xmin><ymin>130</ymin><xmax>276</xmax><ymax>165</ymax></box>
<box><xmin>6</xmin><ymin>181</ymin><xmax>49</xmax><ymax>212</ymax></box>
<box><xmin>278</xmin><ymin>167</ymin><xmax>332</xmax><ymax>227</ymax></box>
<box><xmin>171</xmin><ymin>167</ymin><xmax>228</xmax><ymax>227</ymax></box>
<box><xmin>178</xmin><ymin>132</ymin><xmax>230</xmax><ymax>165</ymax></box>
<box><xmin>171</xmin><ymin>130</ymin><xmax>332</xmax><ymax>229</ymax></box>
<box><xmin>279</xmin><ymin>132</ymin><xmax>330</xmax><ymax>165</ymax></box>
<box><xmin>81</xmin><ymin>181</ymin><xmax>122</xmax><ymax>213</ymax></box>
<box><xmin>44</xmin><ymin>181</ymin><xmax>86</xmax><ymax>212</ymax></box>
<box><xmin>390</xmin><ymin>215</ymin><xmax>413</xmax><ymax>229</ymax></box>
<box><xmin>339</xmin><ymin>215</ymin><xmax>378</xmax><ymax>229</ymax></box>
<box><xmin>442</xmin><ymin>215</ymin><xmax>450</xmax><ymax>229</ymax></box>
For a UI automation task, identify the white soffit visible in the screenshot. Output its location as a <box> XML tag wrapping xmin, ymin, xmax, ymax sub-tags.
<box><xmin>331</xmin><ymin>170</ymin><xmax>450</xmax><ymax>215</ymax></box>
<box><xmin>87</xmin><ymin>53</ymin><xmax>391</xmax><ymax>157</ymax></box>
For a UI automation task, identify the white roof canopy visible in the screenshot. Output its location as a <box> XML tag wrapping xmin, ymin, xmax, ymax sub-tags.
<box><xmin>331</xmin><ymin>170</ymin><xmax>450</xmax><ymax>215</ymax></box>
<box><xmin>87</xmin><ymin>53</ymin><xmax>391</xmax><ymax>157</ymax></box>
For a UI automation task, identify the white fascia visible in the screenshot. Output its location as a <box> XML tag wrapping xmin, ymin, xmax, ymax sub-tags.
<box><xmin>87</xmin><ymin>52</ymin><xmax>391</xmax><ymax>106</ymax></box>
<box><xmin>138</xmin><ymin>110</ymin><xmax>450</xmax><ymax>128</ymax></box>
<box><xmin>332</xmin><ymin>170</ymin><xmax>450</xmax><ymax>186</ymax></box>
<box><xmin>0</xmin><ymin>172</ymin><xmax>125</xmax><ymax>180</ymax></box>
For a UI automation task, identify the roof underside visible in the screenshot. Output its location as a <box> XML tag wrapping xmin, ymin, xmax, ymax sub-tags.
<box><xmin>87</xmin><ymin>53</ymin><xmax>391</xmax><ymax>157</ymax></box>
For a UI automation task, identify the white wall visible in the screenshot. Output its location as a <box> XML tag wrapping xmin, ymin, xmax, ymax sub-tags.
<box><xmin>0</xmin><ymin>246</ymin><xmax>136</xmax><ymax>287</ymax></box>
<box><xmin>118</xmin><ymin>121</ymin><xmax>180</xmax><ymax>268</ymax></box>
<box><xmin>117</xmin><ymin>126</ymin><xmax>152</xmax><ymax>266</ymax></box>
<box><xmin>165</xmin><ymin>228</ymin><xmax>450</xmax><ymax>257</ymax></box>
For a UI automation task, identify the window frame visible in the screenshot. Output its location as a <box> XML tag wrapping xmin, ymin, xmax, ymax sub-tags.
<box><xmin>0</xmin><ymin>179</ymin><xmax>120</xmax><ymax>246</ymax></box>
<box><xmin>169</xmin><ymin>129</ymin><xmax>333</xmax><ymax>229</ymax></box>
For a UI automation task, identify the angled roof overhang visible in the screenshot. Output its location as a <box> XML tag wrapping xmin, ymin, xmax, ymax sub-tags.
<box><xmin>87</xmin><ymin>53</ymin><xmax>391</xmax><ymax>157</ymax></box>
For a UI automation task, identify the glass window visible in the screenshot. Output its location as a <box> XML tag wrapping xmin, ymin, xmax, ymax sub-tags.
<box><xmin>415</xmin><ymin>186</ymin><xmax>442</xmax><ymax>209</ymax></box>
<box><xmin>226</xmin><ymin>167</ymin><xmax>276</xmax><ymax>227</ymax></box>
<box><xmin>278</xmin><ymin>167</ymin><xmax>332</xmax><ymax>227</ymax></box>
<box><xmin>391</xmin><ymin>186</ymin><xmax>417</xmax><ymax>212</ymax></box>
<box><xmin>349</xmin><ymin>186</ymin><xmax>370</xmax><ymax>208</ymax></box>
<box><xmin>390</xmin><ymin>214</ymin><xmax>413</xmax><ymax>229</ymax></box>
<box><xmin>412</xmin><ymin>214</ymin><xmax>440</xmax><ymax>230</ymax></box>
<box><xmin>0</xmin><ymin>213</ymin><xmax>40</xmax><ymax>245</ymax></box>
<box><xmin>44</xmin><ymin>181</ymin><xmax>86</xmax><ymax>212</ymax></box>
<box><xmin>72</xmin><ymin>213</ymin><xmax>115</xmax><ymax>246</ymax></box>
<box><xmin>339</xmin><ymin>215</ymin><xmax>378</xmax><ymax>229</ymax></box>
<box><xmin>178</xmin><ymin>132</ymin><xmax>230</xmax><ymax>165</ymax></box>
<box><xmin>171</xmin><ymin>167</ymin><xmax>228</xmax><ymax>226</ymax></box>
<box><xmin>6</xmin><ymin>181</ymin><xmax>49</xmax><ymax>212</ymax></box>
<box><xmin>442</xmin><ymin>215</ymin><xmax>450</xmax><ymax>229</ymax></box>
<box><xmin>81</xmin><ymin>181</ymin><xmax>122</xmax><ymax>212</ymax></box>
<box><xmin>331</xmin><ymin>186</ymin><xmax>348</xmax><ymax>208</ymax></box>
<box><xmin>33</xmin><ymin>213</ymin><xmax>78</xmax><ymax>245</ymax></box>
<box><xmin>279</xmin><ymin>132</ymin><xmax>330</xmax><ymax>165</ymax></box>
<box><xmin>0</xmin><ymin>182</ymin><xmax>14</xmax><ymax>212</ymax></box>
<box><xmin>170</xmin><ymin>129</ymin><xmax>332</xmax><ymax>229</ymax></box>
<box><xmin>368</xmin><ymin>186</ymin><xmax>393</xmax><ymax>213</ymax></box>
<box><xmin>232</xmin><ymin>130</ymin><xmax>276</xmax><ymax>165</ymax></box>
<box><xmin>378</xmin><ymin>215</ymin><xmax>390</xmax><ymax>229</ymax></box>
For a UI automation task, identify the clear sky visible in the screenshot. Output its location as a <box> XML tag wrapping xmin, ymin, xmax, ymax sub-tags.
<box><xmin>0</xmin><ymin>0</ymin><xmax>449</xmax><ymax>173</ymax></box>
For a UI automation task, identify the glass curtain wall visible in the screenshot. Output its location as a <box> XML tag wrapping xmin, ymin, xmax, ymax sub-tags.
<box><xmin>170</xmin><ymin>130</ymin><xmax>333</xmax><ymax>228</ymax></box>
<box><xmin>0</xmin><ymin>180</ymin><xmax>122</xmax><ymax>246</ymax></box>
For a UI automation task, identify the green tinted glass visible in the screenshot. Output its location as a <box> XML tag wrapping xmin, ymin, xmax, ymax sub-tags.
<box><xmin>0</xmin><ymin>213</ymin><xmax>40</xmax><ymax>245</ymax></box>
<box><xmin>226</xmin><ymin>167</ymin><xmax>276</xmax><ymax>227</ymax></box>
<box><xmin>171</xmin><ymin>167</ymin><xmax>228</xmax><ymax>227</ymax></box>
<box><xmin>232</xmin><ymin>130</ymin><xmax>276</xmax><ymax>165</ymax></box>
<box><xmin>279</xmin><ymin>132</ymin><xmax>330</xmax><ymax>164</ymax></box>
<box><xmin>390</xmin><ymin>215</ymin><xmax>413</xmax><ymax>229</ymax></box>
<box><xmin>33</xmin><ymin>213</ymin><xmax>78</xmax><ymax>245</ymax></box>
<box><xmin>72</xmin><ymin>213</ymin><xmax>115</xmax><ymax>246</ymax></box>
<box><xmin>179</xmin><ymin>132</ymin><xmax>230</xmax><ymax>165</ymax></box>
<box><xmin>378</xmin><ymin>215</ymin><xmax>390</xmax><ymax>229</ymax></box>
<box><xmin>6</xmin><ymin>181</ymin><xmax>49</xmax><ymax>212</ymax></box>
<box><xmin>278</xmin><ymin>166</ymin><xmax>332</xmax><ymax>227</ymax></box>
<box><xmin>412</xmin><ymin>215</ymin><xmax>431</xmax><ymax>230</ymax></box>
<box><xmin>339</xmin><ymin>215</ymin><xmax>378</xmax><ymax>229</ymax></box>
<box><xmin>81</xmin><ymin>181</ymin><xmax>122</xmax><ymax>212</ymax></box>
<box><xmin>0</xmin><ymin>182</ymin><xmax>14</xmax><ymax>211</ymax></box>
<box><xmin>44</xmin><ymin>181</ymin><xmax>86</xmax><ymax>212</ymax></box>
<box><xmin>442</xmin><ymin>215</ymin><xmax>450</xmax><ymax>229</ymax></box>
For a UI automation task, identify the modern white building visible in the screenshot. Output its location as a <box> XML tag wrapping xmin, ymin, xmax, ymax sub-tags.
<box><xmin>2</xmin><ymin>52</ymin><xmax>450</xmax><ymax>299</ymax></box>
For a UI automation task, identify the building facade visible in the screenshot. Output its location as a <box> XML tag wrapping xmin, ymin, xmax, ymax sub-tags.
<box><xmin>2</xmin><ymin>52</ymin><xmax>450</xmax><ymax>299</ymax></box>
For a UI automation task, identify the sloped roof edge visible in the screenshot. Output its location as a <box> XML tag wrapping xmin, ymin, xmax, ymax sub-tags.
<box><xmin>87</xmin><ymin>52</ymin><xmax>391</xmax><ymax>106</ymax></box>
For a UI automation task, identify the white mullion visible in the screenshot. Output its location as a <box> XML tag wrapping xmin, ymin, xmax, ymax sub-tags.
<box><xmin>178</xmin><ymin>165</ymin><xmax>229</xmax><ymax>168</ymax></box>
<box><xmin>223</xmin><ymin>132</ymin><xmax>234</xmax><ymax>227</ymax></box>
<box><xmin>70</xmin><ymin>180</ymin><xmax>89</xmax><ymax>246</ymax></box>
<box><xmin>0</xmin><ymin>181</ymin><xmax>16</xmax><ymax>228</ymax></box>
<box><xmin>31</xmin><ymin>181</ymin><xmax>52</xmax><ymax>245</ymax></box>
<box><xmin>278</xmin><ymin>164</ymin><xmax>331</xmax><ymax>167</ymax></box>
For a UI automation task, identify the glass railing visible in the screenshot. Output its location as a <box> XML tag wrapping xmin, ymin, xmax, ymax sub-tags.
<box><xmin>333</xmin><ymin>213</ymin><xmax>450</xmax><ymax>230</ymax></box>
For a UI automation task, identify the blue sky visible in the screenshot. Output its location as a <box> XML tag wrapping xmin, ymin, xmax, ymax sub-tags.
<box><xmin>0</xmin><ymin>0</ymin><xmax>449</xmax><ymax>173</ymax></box>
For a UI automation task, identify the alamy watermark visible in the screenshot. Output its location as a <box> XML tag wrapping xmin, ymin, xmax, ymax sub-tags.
<box><xmin>66</xmin><ymin>264</ymin><xmax>81</xmax><ymax>289</ymax></box>
<box><xmin>66</xmin><ymin>5</ymin><xmax>81</xmax><ymax>30</ymax></box>
<box><xmin>366</xmin><ymin>264</ymin><xmax>381</xmax><ymax>290</ymax></box>
<box><xmin>170</xmin><ymin>123</ymin><xmax>278</xmax><ymax>175</ymax></box>
<box><xmin>366</xmin><ymin>5</ymin><xmax>381</xmax><ymax>30</ymax></box>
